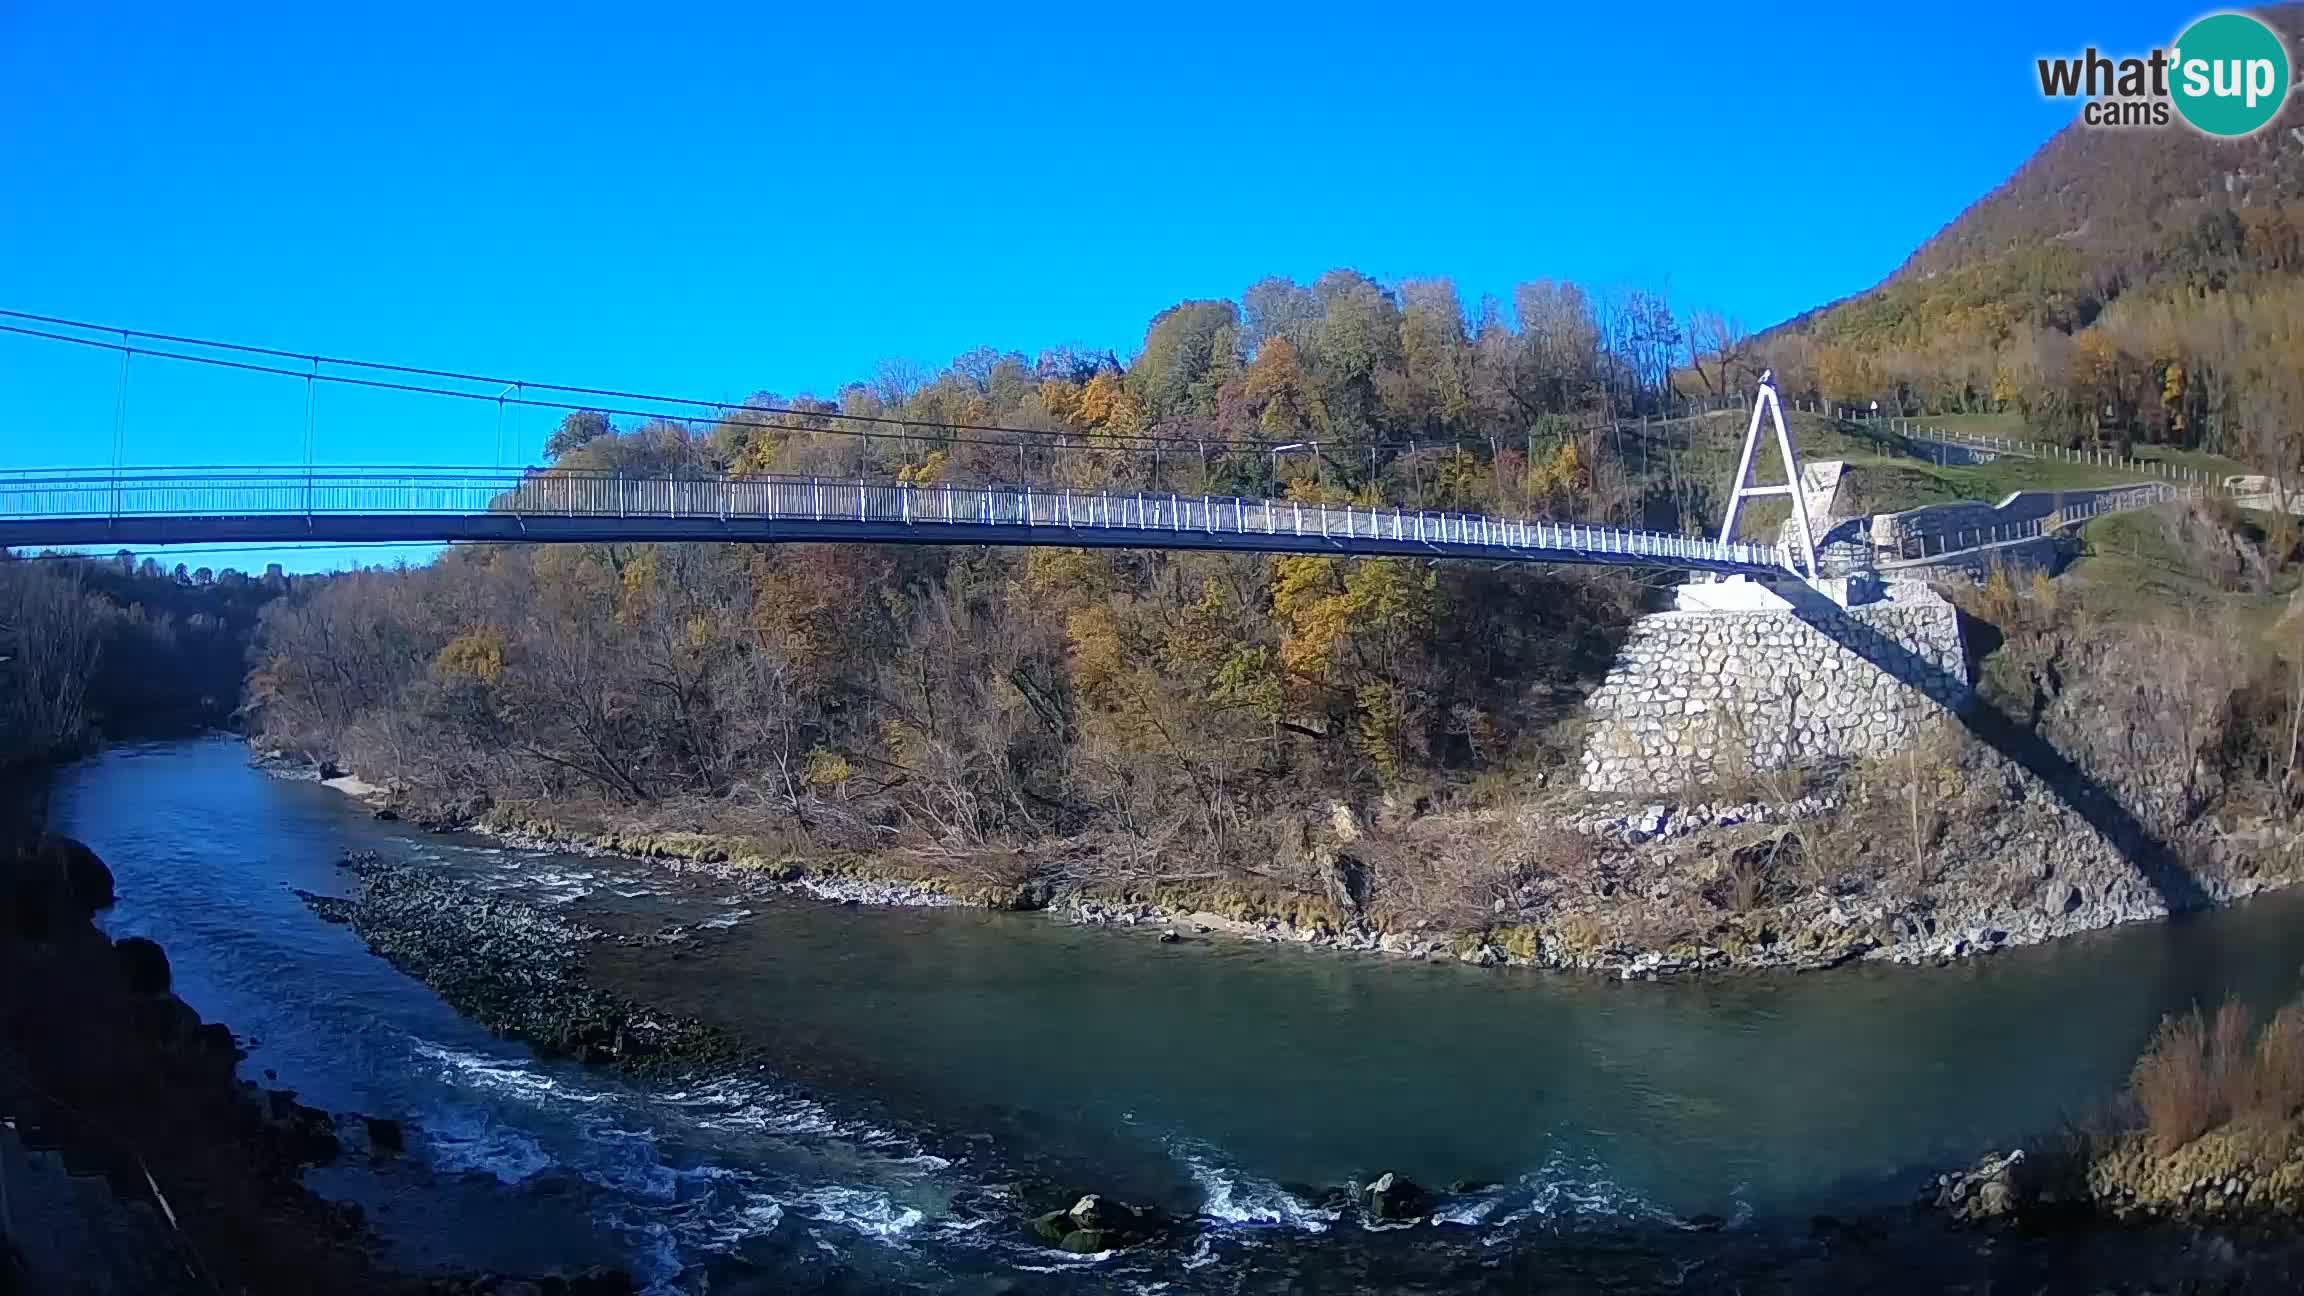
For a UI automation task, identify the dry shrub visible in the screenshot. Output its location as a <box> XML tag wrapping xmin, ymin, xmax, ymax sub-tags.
<box><xmin>1973</xmin><ymin>559</ymin><xmax>2024</xmax><ymax>625</ymax></box>
<box><xmin>1951</xmin><ymin>556</ymin><xmax>2062</xmax><ymax>632</ymax></box>
<box><xmin>2174</xmin><ymin>500</ymin><xmax>2277</xmax><ymax>592</ymax></box>
<box><xmin>2242</xmin><ymin>1001</ymin><xmax>2304</xmax><ymax>1124</ymax></box>
<box><xmin>1525</xmin><ymin>825</ymin><xmax>1598</xmax><ymax>878</ymax></box>
<box><xmin>1754</xmin><ymin>762</ymin><xmax>1809</xmax><ymax>808</ymax></box>
<box><xmin>2027</xmin><ymin>566</ymin><xmax>2062</xmax><ymax>617</ymax></box>
<box><xmin>2128</xmin><ymin>994</ymin><xmax>2304</xmax><ymax>1153</ymax></box>
<box><xmin>1702</xmin><ymin>827</ymin><xmax>1798</xmax><ymax>913</ymax></box>
<box><xmin>1823</xmin><ymin>719</ymin><xmax>1966</xmax><ymax>885</ymax></box>
<box><xmin>2210</xmin><ymin>997</ymin><xmax>2257</xmax><ymax>1094</ymax></box>
<box><xmin>2210</xmin><ymin>645</ymin><xmax>2304</xmax><ymax>813</ymax></box>
<box><xmin>2131</xmin><ymin>1000</ymin><xmax>2251</xmax><ymax>1153</ymax></box>
<box><xmin>1391</xmin><ymin>849</ymin><xmax>1513</xmax><ymax>930</ymax></box>
<box><xmin>1363</xmin><ymin>823</ymin><xmax>1513</xmax><ymax>930</ymax></box>
<box><xmin>931</xmin><ymin>845</ymin><xmax>1040</xmax><ymax>893</ymax></box>
<box><xmin>1696</xmin><ymin>699</ymin><xmax>1806</xmax><ymax>805</ymax></box>
<box><xmin>1701</xmin><ymin>710</ymin><xmax>1762</xmax><ymax>803</ymax></box>
<box><xmin>1724</xmin><ymin>849</ymin><xmax>1771</xmax><ymax>914</ymax></box>
<box><xmin>2131</xmin><ymin>1012</ymin><xmax>2216</xmax><ymax>1151</ymax></box>
<box><xmin>1368</xmin><ymin>820</ymin><xmax>1595</xmax><ymax>931</ymax></box>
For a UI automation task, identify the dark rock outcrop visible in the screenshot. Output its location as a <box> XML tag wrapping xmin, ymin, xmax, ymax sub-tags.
<box><xmin>420</xmin><ymin>1268</ymin><xmax>635</xmax><ymax>1295</ymax></box>
<box><xmin>42</xmin><ymin>832</ymin><xmax>117</xmax><ymax>911</ymax></box>
<box><xmin>0</xmin><ymin>832</ymin><xmax>379</xmax><ymax>1291</ymax></box>
<box><xmin>115</xmin><ymin>936</ymin><xmax>172</xmax><ymax>994</ymax></box>
<box><xmin>3</xmin><ymin>813</ymin><xmax>636</xmax><ymax>1295</ymax></box>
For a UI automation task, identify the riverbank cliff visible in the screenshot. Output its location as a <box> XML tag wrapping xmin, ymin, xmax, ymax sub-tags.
<box><xmin>0</xmin><ymin>772</ymin><xmax>633</xmax><ymax>1295</ymax></box>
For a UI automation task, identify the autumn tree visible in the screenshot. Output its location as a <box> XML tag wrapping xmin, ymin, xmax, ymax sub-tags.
<box><xmin>545</xmin><ymin>410</ymin><xmax>613</xmax><ymax>461</ymax></box>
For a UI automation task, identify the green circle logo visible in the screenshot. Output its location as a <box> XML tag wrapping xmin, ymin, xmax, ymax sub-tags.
<box><xmin>2170</xmin><ymin>12</ymin><xmax>2291</xmax><ymax>136</ymax></box>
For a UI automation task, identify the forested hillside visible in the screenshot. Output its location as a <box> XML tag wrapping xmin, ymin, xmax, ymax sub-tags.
<box><xmin>0</xmin><ymin>555</ymin><xmax>284</xmax><ymax>768</ymax></box>
<box><xmin>1759</xmin><ymin>4</ymin><xmax>2304</xmax><ymax>465</ymax></box>
<box><xmin>249</xmin><ymin>270</ymin><xmax>1691</xmax><ymax>873</ymax></box>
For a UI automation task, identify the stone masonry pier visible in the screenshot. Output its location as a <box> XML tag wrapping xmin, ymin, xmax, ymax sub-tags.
<box><xmin>1578</xmin><ymin>581</ymin><xmax>1968</xmax><ymax>795</ymax></box>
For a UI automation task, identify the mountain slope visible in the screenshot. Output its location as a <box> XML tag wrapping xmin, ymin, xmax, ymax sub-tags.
<box><xmin>1760</xmin><ymin>6</ymin><xmax>2304</xmax><ymax>458</ymax></box>
<box><xmin>1898</xmin><ymin>4</ymin><xmax>2304</xmax><ymax>283</ymax></box>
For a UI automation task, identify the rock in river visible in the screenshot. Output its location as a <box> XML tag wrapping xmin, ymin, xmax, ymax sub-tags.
<box><xmin>1025</xmin><ymin>1192</ymin><xmax>1164</xmax><ymax>1253</ymax></box>
<box><xmin>1364</xmin><ymin>1171</ymin><xmax>1430</xmax><ymax>1222</ymax></box>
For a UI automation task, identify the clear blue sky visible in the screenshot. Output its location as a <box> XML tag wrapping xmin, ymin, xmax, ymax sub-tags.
<box><xmin>1</xmin><ymin>1</ymin><xmax>2184</xmax><ymax>568</ymax></box>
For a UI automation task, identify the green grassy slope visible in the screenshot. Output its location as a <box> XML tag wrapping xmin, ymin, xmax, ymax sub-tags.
<box><xmin>2061</xmin><ymin>508</ymin><xmax>2298</xmax><ymax>634</ymax></box>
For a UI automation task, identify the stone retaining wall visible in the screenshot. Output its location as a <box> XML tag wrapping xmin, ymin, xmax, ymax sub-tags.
<box><xmin>1871</xmin><ymin>500</ymin><xmax>2016</xmax><ymax>550</ymax></box>
<box><xmin>1579</xmin><ymin>586</ymin><xmax>1969</xmax><ymax>794</ymax></box>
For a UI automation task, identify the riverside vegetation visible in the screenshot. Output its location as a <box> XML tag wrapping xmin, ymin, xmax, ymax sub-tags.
<box><xmin>241</xmin><ymin>425</ymin><xmax>2304</xmax><ymax>979</ymax></box>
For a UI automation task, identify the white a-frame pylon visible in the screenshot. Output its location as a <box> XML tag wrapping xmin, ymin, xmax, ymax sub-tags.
<box><xmin>1716</xmin><ymin>370</ymin><xmax>1819</xmax><ymax>580</ymax></box>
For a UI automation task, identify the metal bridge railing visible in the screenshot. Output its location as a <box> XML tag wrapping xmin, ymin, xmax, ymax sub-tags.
<box><xmin>0</xmin><ymin>467</ymin><xmax>1784</xmax><ymax>571</ymax></box>
<box><xmin>1886</xmin><ymin>481</ymin><xmax>2200</xmax><ymax>561</ymax></box>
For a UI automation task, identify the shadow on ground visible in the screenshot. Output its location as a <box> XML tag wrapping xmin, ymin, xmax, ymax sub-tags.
<box><xmin>1769</xmin><ymin>579</ymin><xmax>2212</xmax><ymax>917</ymax></box>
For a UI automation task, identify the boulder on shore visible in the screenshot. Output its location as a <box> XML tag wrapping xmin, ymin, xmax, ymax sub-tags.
<box><xmin>1929</xmin><ymin>1149</ymin><xmax>2031</xmax><ymax>1226</ymax></box>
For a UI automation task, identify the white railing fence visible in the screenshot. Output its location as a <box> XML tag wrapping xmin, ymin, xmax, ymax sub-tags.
<box><xmin>1884</xmin><ymin>481</ymin><xmax>2201</xmax><ymax>561</ymax></box>
<box><xmin>0</xmin><ymin>467</ymin><xmax>1784</xmax><ymax>572</ymax></box>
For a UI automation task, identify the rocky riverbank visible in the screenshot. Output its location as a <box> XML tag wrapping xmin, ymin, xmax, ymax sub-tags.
<box><xmin>293</xmin><ymin>729</ymin><xmax>2304</xmax><ymax>985</ymax></box>
<box><xmin>0</xmin><ymin>779</ymin><xmax>637</xmax><ymax>1295</ymax></box>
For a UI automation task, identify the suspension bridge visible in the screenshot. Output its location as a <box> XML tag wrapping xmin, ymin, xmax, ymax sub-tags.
<box><xmin>0</xmin><ymin>312</ymin><xmax>2198</xmax><ymax>581</ymax></box>
<box><xmin>0</xmin><ymin>467</ymin><xmax>1781</xmax><ymax>573</ymax></box>
<box><xmin>0</xmin><ymin>312</ymin><xmax>1795</xmax><ymax>576</ymax></box>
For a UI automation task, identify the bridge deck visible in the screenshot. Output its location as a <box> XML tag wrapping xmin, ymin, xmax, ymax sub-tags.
<box><xmin>0</xmin><ymin>469</ymin><xmax>1786</xmax><ymax>574</ymax></box>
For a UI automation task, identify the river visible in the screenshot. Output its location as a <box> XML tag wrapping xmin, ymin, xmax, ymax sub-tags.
<box><xmin>52</xmin><ymin>735</ymin><xmax>2304</xmax><ymax>1291</ymax></box>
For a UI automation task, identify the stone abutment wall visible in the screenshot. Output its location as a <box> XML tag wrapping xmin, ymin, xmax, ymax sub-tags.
<box><xmin>1579</xmin><ymin>586</ymin><xmax>1969</xmax><ymax>794</ymax></box>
